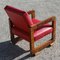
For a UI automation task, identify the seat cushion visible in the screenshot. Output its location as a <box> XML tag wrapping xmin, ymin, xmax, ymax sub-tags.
<box><xmin>32</xmin><ymin>18</ymin><xmax>41</xmax><ymax>24</ymax></box>
<box><xmin>12</xmin><ymin>18</ymin><xmax>53</xmax><ymax>42</ymax></box>
<box><xmin>12</xmin><ymin>27</ymin><xmax>29</xmax><ymax>41</ymax></box>
<box><xmin>32</xmin><ymin>18</ymin><xmax>51</xmax><ymax>27</ymax></box>
<box><xmin>12</xmin><ymin>26</ymin><xmax>52</xmax><ymax>42</ymax></box>
<box><xmin>32</xmin><ymin>18</ymin><xmax>52</xmax><ymax>41</ymax></box>
<box><xmin>34</xmin><ymin>27</ymin><xmax>52</xmax><ymax>41</ymax></box>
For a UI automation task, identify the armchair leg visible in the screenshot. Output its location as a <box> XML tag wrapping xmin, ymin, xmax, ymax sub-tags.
<box><xmin>10</xmin><ymin>33</ymin><xmax>15</xmax><ymax>45</ymax></box>
<box><xmin>29</xmin><ymin>28</ymin><xmax>35</xmax><ymax>56</ymax></box>
<box><xmin>30</xmin><ymin>40</ymin><xmax>35</xmax><ymax>56</ymax></box>
<box><xmin>10</xmin><ymin>33</ymin><xmax>22</xmax><ymax>45</ymax></box>
<box><xmin>48</xmin><ymin>24</ymin><xmax>56</xmax><ymax>47</ymax></box>
<box><xmin>52</xmin><ymin>17</ymin><xmax>56</xmax><ymax>42</ymax></box>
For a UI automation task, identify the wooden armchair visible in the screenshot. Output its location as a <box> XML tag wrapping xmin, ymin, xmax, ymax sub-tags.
<box><xmin>4</xmin><ymin>5</ymin><xmax>56</xmax><ymax>56</ymax></box>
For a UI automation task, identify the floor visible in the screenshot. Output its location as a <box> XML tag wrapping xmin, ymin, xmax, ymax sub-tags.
<box><xmin>0</xmin><ymin>0</ymin><xmax>60</xmax><ymax>60</ymax></box>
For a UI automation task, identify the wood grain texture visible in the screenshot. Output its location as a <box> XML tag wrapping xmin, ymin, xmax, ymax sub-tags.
<box><xmin>9</xmin><ymin>10</ymin><xmax>56</xmax><ymax>56</ymax></box>
<box><xmin>28</xmin><ymin>10</ymin><xmax>56</xmax><ymax>56</ymax></box>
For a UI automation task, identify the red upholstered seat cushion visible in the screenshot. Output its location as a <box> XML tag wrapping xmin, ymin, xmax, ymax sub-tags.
<box><xmin>12</xmin><ymin>18</ymin><xmax>52</xmax><ymax>42</ymax></box>
<box><xmin>32</xmin><ymin>18</ymin><xmax>52</xmax><ymax>41</ymax></box>
<box><xmin>12</xmin><ymin>27</ymin><xmax>29</xmax><ymax>41</ymax></box>
<box><xmin>32</xmin><ymin>18</ymin><xmax>52</xmax><ymax>27</ymax></box>
<box><xmin>32</xmin><ymin>18</ymin><xmax>41</xmax><ymax>24</ymax></box>
<box><xmin>34</xmin><ymin>27</ymin><xmax>52</xmax><ymax>41</ymax></box>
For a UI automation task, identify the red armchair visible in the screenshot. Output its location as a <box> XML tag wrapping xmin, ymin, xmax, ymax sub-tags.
<box><xmin>4</xmin><ymin>5</ymin><xmax>56</xmax><ymax>56</ymax></box>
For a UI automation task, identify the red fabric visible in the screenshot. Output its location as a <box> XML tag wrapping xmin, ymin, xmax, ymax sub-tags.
<box><xmin>32</xmin><ymin>18</ymin><xmax>52</xmax><ymax>27</ymax></box>
<box><xmin>11</xmin><ymin>18</ymin><xmax>52</xmax><ymax>42</ymax></box>
<box><xmin>34</xmin><ymin>27</ymin><xmax>52</xmax><ymax>41</ymax></box>
<box><xmin>4</xmin><ymin>5</ymin><xmax>53</xmax><ymax>42</ymax></box>
<box><xmin>12</xmin><ymin>26</ymin><xmax>52</xmax><ymax>42</ymax></box>
<box><xmin>4</xmin><ymin>5</ymin><xmax>33</xmax><ymax>32</ymax></box>
<box><xmin>12</xmin><ymin>27</ymin><xmax>29</xmax><ymax>41</ymax></box>
<box><xmin>32</xmin><ymin>18</ymin><xmax>41</xmax><ymax>24</ymax></box>
<box><xmin>32</xmin><ymin>18</ymin><xmax>53</xmax><ymax>41</ymax></box>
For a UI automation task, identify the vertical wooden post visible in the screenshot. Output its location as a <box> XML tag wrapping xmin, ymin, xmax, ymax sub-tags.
<box><xmin>29</xmin><ymin>27</ymin><xmax>35</xmax><ymax>56</ymax></box>
<box><xmin>28</xmin><ymin>10</ymin><xmax>35</xmax><ymax>56</ymax></box>
<box><xmin>52</xmin><ymin>17</ymin><xmax>56</xmax><ymax>42</ymax></box>
<box><xmin>9</xmin><ymin>18</ymin><xmax>15</xmax><ymax>44</ymax></box>
<box><xmin>31</xmin><ymin>10</ymin><xmax>35</xmax><ymax>18</ymax></box>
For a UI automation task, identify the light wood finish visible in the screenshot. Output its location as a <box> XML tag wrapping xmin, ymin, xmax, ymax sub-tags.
<box><xmin>9</xmin><ymin>10</ymin><xmax>56</xmax><ymax>56</ymax></box>
<box><xmin>27</xmin><ymin>10</ymin><xmax>35</xmax><ymax>18</ymax></box>
<box><xmin>27</xmin><ymin>10</ymin><xmax>56</xmax><ymax>56</ymax></box>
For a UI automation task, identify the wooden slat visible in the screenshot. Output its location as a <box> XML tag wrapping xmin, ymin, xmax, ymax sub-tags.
<box><xmin>52</xmin><ymin>17</ymin><xmax>56</xmax><ymax>41</ymax></box>
<box><xmin>27</xmin><ymin>10</ymin><xmax>35</xmax><ymax>18</ymax></box>
<box><xmin>29</xmin><ymin>28</ymin><xmax>35</xmax><ymax>55</ymax></box>
<box><xmin>30</xmin><ymin>16</ymin><xmax>56</xmax><ymax>30</ymax></box>
<box><xmin>33</xmin><ymin>40</ymin><xmax>54</xmax><ymax>53</ymax></box>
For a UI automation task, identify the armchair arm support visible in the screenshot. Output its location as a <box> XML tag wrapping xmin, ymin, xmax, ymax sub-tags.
<box><xmin>27</xmin><ymin>10</ymin><xmax>35</xmax><ymax>18</ymax></box>
<box><xmin>30</xmin><ymin>16</ymin><xmax>56</xmax><ymax>30</ymax></box>
<box><xmin>29</xmin><ymin>16</ymin><xmax>56</xmax><ymax>54</ymax></box>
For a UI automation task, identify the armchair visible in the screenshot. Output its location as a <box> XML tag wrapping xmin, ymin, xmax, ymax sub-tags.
<box><xmin>4</xmin><ymin>5</ymin><xmax>56</xmax><ymax>56</ymax></box>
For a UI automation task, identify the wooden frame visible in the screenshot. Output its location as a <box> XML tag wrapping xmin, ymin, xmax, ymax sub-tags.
<box><xmin>27</xmin><ymin>10</ymin><xmax>56</xmax><ymax>56</ymax></box>
<box><xmin>9</xmin><ymin>18</ymin><xmax>22</xmax><ymax>44</ymax></box>
<box><xmin>9</xmin><ymin>10</ymin><xmax>56</xmax><ymax>56</ymax></box>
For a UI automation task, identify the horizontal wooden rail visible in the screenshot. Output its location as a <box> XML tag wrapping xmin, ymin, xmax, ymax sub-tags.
<box><xmin>33</xmin><ymin>39</ymin><xmax>54</xmax><ymax>53</ymax></box>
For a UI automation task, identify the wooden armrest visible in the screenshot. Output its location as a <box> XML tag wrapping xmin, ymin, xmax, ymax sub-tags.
<box><xmin>30</xmin><ymin>16</ymin><xmax>56</xmax><ymax>29</ymax></box>
<box><xmin>27</xmin><ymin>10</ymin><xmax>35</xmax><ymax>18</ymax></box>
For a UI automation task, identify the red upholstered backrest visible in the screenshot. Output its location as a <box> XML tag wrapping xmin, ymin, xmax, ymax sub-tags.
<box><xmin>4</xmin><ymin>5</ymin><xmax>33</xmax><ymax>32</ymax></box>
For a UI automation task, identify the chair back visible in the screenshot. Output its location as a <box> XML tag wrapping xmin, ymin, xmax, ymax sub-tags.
<box><xmin>4</xmin><ymin>5</ymin><xmax>33</xmax><ymax>32</ymax></box>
